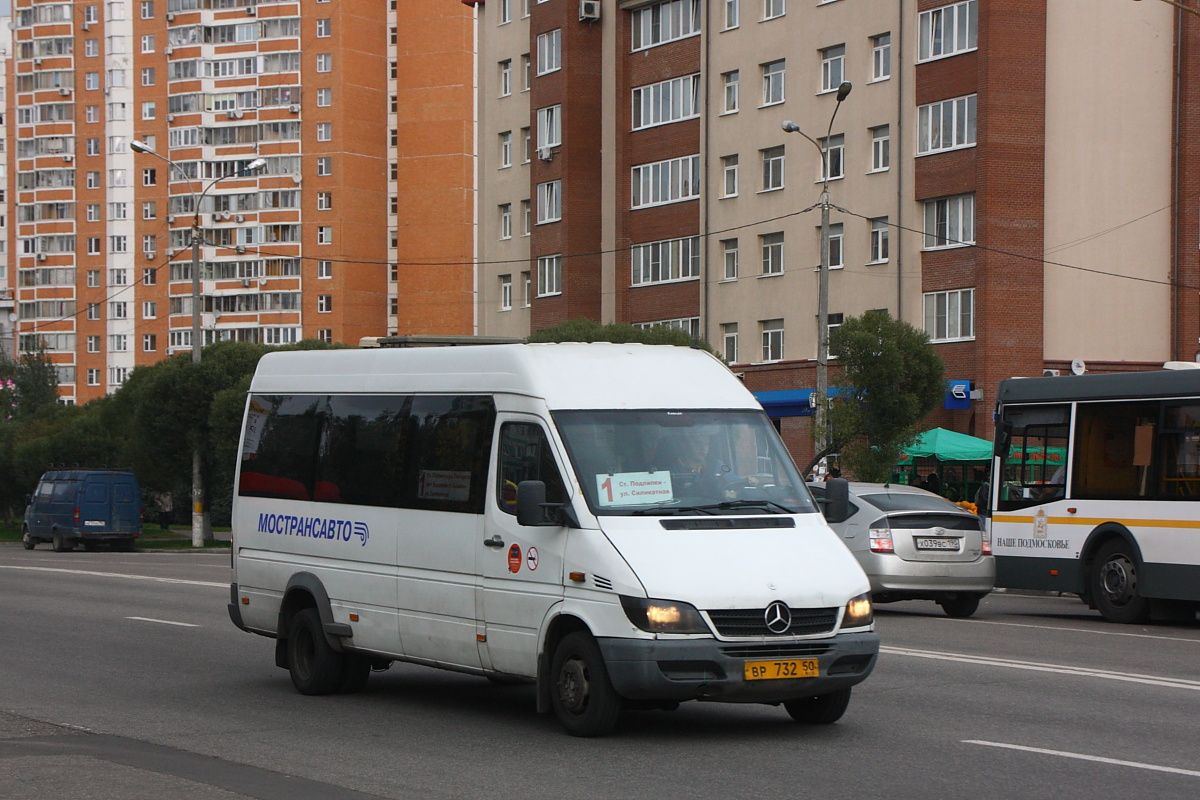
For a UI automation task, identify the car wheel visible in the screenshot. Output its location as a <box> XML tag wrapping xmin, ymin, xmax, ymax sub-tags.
<box><xmin>551</xmin><ymin>631</ymin><xmax>622</xmax><ymax>737</ymax></box>
<box><xmin>21</xmin><ymin>529</ymin><xmax>35</xmax><ymax>550</ymax></box>
<box><xmin>784</xmin><ymin>687</ymin><xmax>852</xmax><ymax>724</ymax></box>
<box><xmin>52</xmin><ymin>530</ymin><xmax>73</xmax><ymax>553</ymax></box>
<box><xmin>938</xmin><ymin>594</ymin><xmax>982</xmax><ymax>618</ymax></box>
<box><xmin>1090</xmin><ymin>539</ymin><xmax>1150</xmax><ymax>624</ymax></box>
<box><xmin>336</xmin><ymin>654</ymin><xmax>372</xmax><ymax>694</ymax></box>
<box><xmin>287</xmin><ymin>608</ymin><xmax>345</xmax><ymax>695</ymax></box>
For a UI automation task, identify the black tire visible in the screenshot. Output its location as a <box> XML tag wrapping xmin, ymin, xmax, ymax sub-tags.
<box><xmin>21</xmin><ymin>529</ymin><xmax>35</xmax><ymax>551</ymax></box>
<box><xmin>337</xmin><ymin>654</ymin><xmax>372</xmax><ymax>694</ymax></box>
<box><xmin>784</xmin><ymin>687</ymin><xmax>852</xmax><ymax>724</ymax></box>
<box><xmin>1090</xmin><ymin>539</ymin><xmax>1150</xmax><ymax>623</ymax></box>
<box><xmin>938</xmin><ymin>594</ymin><xmax>982</xmax><ymax>618</ymax></box>
<box><xmin>52</xmin><ymin>531</ymin><xmax>74</xmax><ymax>553</ymax></box>
<box><xmin>550</xmin><ymin>631</ymin><xmax>622</xmax><ymax>737</ymax></box>
<box><xmin>287</xmin><ymin>608</ymin><xmax>345</xmax><ymax>695</ymax></box>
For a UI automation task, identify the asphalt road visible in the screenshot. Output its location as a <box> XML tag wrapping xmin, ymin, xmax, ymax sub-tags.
<box><xmin>1</xmin><ymin>544</ymin><xmax>1198</xmax><ymax>800</ymax></box>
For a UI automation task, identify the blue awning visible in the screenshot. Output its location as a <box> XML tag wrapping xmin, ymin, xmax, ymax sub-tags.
<box><xmin>753</xmin><ymin>387</ymin><xmax>850</xmax><ymax>418</ymax></box>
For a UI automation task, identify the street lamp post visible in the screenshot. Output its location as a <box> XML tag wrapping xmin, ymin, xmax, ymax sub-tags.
<box><xmin>782</xmin><ymin>80</ymin><xmax>852</xmax><ymax>462</ymax></box>
<box><xmin>130</xmin><ymin>140</ymin><xmax>266</xmax><ymax>547</ymax></box>
<box><xmin>1134</xmin><ymin>0</ymin><xmax>1200</xmax><ymax>17</ymax></box>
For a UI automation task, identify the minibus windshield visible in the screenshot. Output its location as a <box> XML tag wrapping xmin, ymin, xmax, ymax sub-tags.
<box><xmin>554</xmin><ymin>410</ymin><xmax>817</xmax><ymax>516</ymax></box>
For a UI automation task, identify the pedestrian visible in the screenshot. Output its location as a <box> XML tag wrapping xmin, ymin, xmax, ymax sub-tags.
<box><xmin>158</xmin><ymin>492</ymin><xmax>173</xmax><ymax>531</ymax></box>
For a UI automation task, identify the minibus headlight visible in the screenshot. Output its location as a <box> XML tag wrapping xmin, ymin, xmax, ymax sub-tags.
<box><xmin>842</xmin><ymin>593</ymin><xmax>874</xmax><ymax>628</ymax></box>
<box><xmin>620</xmin><ymin>596</ymin><xmax>711</xmax><ymax>634</ymax></box>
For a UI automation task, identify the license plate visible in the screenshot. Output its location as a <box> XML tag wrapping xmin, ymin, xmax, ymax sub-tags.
<box><xmin>744</xmin><ymin>658</ymin><xmax>819</xmax><ymax>681</ymax></box>
<box><xmin>916</xmin><ymin>537</ymin><xmax>960</xmax><ymax>550</ymax></box>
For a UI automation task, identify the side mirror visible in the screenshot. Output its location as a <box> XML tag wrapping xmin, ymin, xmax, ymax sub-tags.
<box><xmin>996</xmin><ymin>422</ymin><xmax>1012</xmax><ymax>458</ymax></box>
<box><xmin>516</xmin><ymin>480</ymin><xmax>547</xmax><ymax>526</ymax></box>
<box><xmin>823</xmin><ymin>478</ymin><xmax>850</xmax><ymax>524</ymax></box>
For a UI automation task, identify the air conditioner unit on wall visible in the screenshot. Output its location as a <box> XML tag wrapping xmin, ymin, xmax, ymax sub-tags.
<box><xmin>166</xmin><ymin>12</ymin><xmax>175</xmax><ymax>21</ymax></box>
<box><xmin>288</xmin><ymin>104</ymin><xmax>301</xmax><ymax>113</ymax></box>
<box><xmin>1042</xmin><ymin>369</ymin><xmax>1061</xmax><ymax>377</ymax></box>
<box><xmin>538</xmin><ymin>146</ymin><xmax>554</xmax><ymax>162</ymax></box>
<box><xmin>59</xmin><ymin>87</ymin><xmax>71</xmax><ymax>96</ymax></box>
<box><xmin>579</xmin><ymin>0</ymin><xmax>601</xmax><ymax>21</ymax></box>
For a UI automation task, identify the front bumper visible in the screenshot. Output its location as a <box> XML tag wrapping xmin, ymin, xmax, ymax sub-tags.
<box><xmin>597</xmin><ymin>631</ymin><xmax>879</xmax><ymax>703</ymax></box>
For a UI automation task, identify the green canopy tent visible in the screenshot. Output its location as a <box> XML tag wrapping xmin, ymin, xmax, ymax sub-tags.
<box><xmin>894</xmin><ymin>428</ymin><xmax>993</xmax><ymax>501</ymax></box>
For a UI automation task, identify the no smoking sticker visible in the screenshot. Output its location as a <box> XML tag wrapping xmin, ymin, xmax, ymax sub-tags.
<box><xmin>508</xmin><ymin>543</ymin><xmax>522</xmax><ymax>573</ymax></box>
<box><xmin>526</xmin><ymin>546</ymin><xmax>539</xmax><ymax>571</ymax></box>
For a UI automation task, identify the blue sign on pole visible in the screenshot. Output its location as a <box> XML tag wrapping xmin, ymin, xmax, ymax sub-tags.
<box><xmin>945</xmin><ymin>380</ymin><xmax>972</xmax><ymax>410</ymax></box>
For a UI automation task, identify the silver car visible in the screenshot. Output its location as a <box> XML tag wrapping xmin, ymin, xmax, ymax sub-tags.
<box><xmin>809</xmin><ymin>482</ymin><xmax>995</xmax><ymax>617</ymax></box>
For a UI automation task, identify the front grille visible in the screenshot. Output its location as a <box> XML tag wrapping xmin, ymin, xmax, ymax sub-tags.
<box><xmin>720</xmin><ymin>642</ymin><xmax>834</xmax><ymax>658</ymax></box>
<box><xmin>706</xmin><ymin>607</ymin><xmax>839</xmax><ymax>637</ymax></box>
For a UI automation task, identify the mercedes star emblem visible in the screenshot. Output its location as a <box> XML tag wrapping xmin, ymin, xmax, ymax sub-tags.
<box><xmin>764</xmin><ymin>601</ymin><xmax>792</xmax><ymax>634</ymax></box>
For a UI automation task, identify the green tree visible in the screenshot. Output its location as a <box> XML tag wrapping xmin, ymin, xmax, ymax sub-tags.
<box><xmin>527</xmin><ymin>318</ymin><xmax>716</xmax><ymax>354</ymax></box>
<box><xmin>816</xmin><ymin>310</ymin><xmax>945</xmax><ymax>481</ymax></box>
<box><xmin>0</xmin><ymin>346</ymin><xmax>61</xmax><ymax>422</ymax></box>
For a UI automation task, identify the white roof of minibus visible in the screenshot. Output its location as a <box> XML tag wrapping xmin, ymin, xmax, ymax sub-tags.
<box><xmin>249</xmin><ymin>343</ymin><xmax>761</xmax><ymax>411</ymax></box>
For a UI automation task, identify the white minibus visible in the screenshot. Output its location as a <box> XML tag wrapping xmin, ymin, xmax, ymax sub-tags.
<box><xmin>228</xmin><ymin>343</ymin><xmax>878</xmax><ymax>735</ymax></box>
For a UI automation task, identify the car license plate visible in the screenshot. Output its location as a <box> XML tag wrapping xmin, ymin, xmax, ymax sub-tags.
<box><xmin>916</xmin><ymin>537</ymin><xmax>960</xmax><ymax>550</ymax></box>
<box><xmin>744</xmin><ymin>658</ymin><xmax>819</xmax><ymax>681</ymax></box>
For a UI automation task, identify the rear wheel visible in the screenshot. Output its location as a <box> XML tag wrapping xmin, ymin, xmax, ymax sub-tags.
<box><xmin>784</xmin><ymin>687</ymin><xmax>852</xmax><ymax>724</ymax></box>
<box><xmin>1090</xmin><ymin>539</ymin><xmax>1150</xmax><ymax>623</ymax></box>
<box><xmin>938</xmin><ymin>594</ymin><xmax>982</xmax><ymax>618</ymax></box>
<box><xmin>550</xmin><ymin>631</ymin><xmax>622</xmax><ymax>737</ymax></box>
<box><xmin>52</xmin><ymin>530</ymin><xmax>74</xmax><ymax>553</ymax></box>
<box><xmin>21</xmin><ymin>529</ymin><xmax>35</xmax><ymax>550</ymax></box>
<box><xmin>287</xmin><ymin>608</ymin><xmax>344</xmax><ymax>695</ymax></box>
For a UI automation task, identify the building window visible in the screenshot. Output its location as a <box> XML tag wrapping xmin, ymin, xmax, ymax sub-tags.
<box><xmin>87</xmin><ymin>303</ymin><xmax>100</xmax><ymax>321</ymax></box>
<box><xmin>110</xmin><ymin>302</ymin><xmax>127</xmax><ymax>319</ymax></box>
<box><xmin>87</xmin><ymin>369</ymin><xmax>101</xmax><ymax>387</ymax></box>
<box><xmin>870</xmin><ymin>218</ymin><xmax>889</xmax><ymax>263</ymax></box>
<box><xmin>872</xmin><ymin>33</ymin><xmax>891</xmax><ymax>81</ymax></box>
<box><xmin>142</xmin><ymin>301</ymin><xmax>157</xmax><ymax>319</ymax></box>
<box><xmin>818</xmin><ymin>134</ymin><xmax>844</xmax><ymax>181</ymax></box>
<box><xmin>722</xmin><ymin>323</ymin><xmax>739</xmax><ymax>364</ymax></box>
<box><xmin>924</xmin><ymin>194</ymin><xmax>975</xmax><ymax>249</ymax></box>
<box><xmin>316</xmin><ymin>329</ymin><xmax>332</xmax><ymax>344</ymax></box>
<box><xmin>522</xmin><ymin>200</ymin><xmax>532</xmax><ymax>235</ymax></box>
<box><xmin>722</xmin><ymin>155</ymin><xmax>739</xmax><ymax>197</ymax></box>
<box><xmin>316</xmin><ymin>53</ymin><xmax>332</xmax><ymax>73</ymax></box>
<box><xmin>141</xmin><ymin>101</ymin><xmax>156</xmax><ymax>120</ymax></box>
<box><xmin>317</xmin><ymin>88</ymin><xmax>332</xmax><ymax>107</ymax></box>
<box><xmin>142</xmin><ymin>168</ymin><xmax>156</xmax><ymax>187</ymax></box>
<box><xmin>110</xmin><ymin>268</ymin><xmax>128</xmax><ymax>286</ymax></box>
<box><xmin>632</xmin><ymin>74</ymin><xmax>701</xmax><ymax>129</ymax></box>
<box><xmin>522</xmin><ymin>127</ymin><xmax>531</xmax><ymax>162</ymax></box>
<box><xmin>85</xmin><ymin>39</ymin><xmax>98</xmax><ymax>57</ymax></box>
<box><xmin>499</xmin><ymin>59</ymin><xmax>512</xmax><ymax>97</ymax></box>
<box><xmin>631</xmin><ymin>155</ymin><xmax>701</xmax><ymax>208</ymax></box>
<box><xmin>631</xmin><ymin>236</ymin><xmax>701</xmax><ymax>286</ymax></box>
<box><xmin>761</xmin><ymin>232</ymin><xmax>784</xmax><ymax>275</ymax></box>
<box><xmin>500</xmin><ymin>0</ymin><xmax>511</xmax><ymax>23</ymax></box>
<box><xmin>764</xmin><ymin>0</ymin><xmax>785</xmax><ymax>21</ymax></box>
<box><xmin>318</xmin><ymin>295</ymin><xmax>333</xmax><ymax>313</ymax></box>
<box><xmin>316</xmin><ymin>18</ymin><xmax>332</xmax><ymax>37</ymax></box>
<box><xmin>140</xmin><ymin>334</ymin><xmax>155</xmax><ymax>352</ymax></box>
<box><xmin>762</xmin><ymin>60</ymin><xmax>785</xmax><ymax>106</ymax></box>
<box><xmin>919</xmin><ymin>0</ymin><xmax>978</xmax><ymax>62</ymax></box>
<box><xmin>140</xmin><ymin>1</ymin><xmax>154</xmax><ymax>19</ymax></box>
<box><xmin>86</xmin><ymin>105</ymin><xmax>100</xmax><ymax>123</ymax></box>
<box><xmin>724</xmin><ymin>0</ymin><xmax>739</xmax><ymax>29</ymax></box>
<box><xmin>500</xmin><ymin>275</ymin><xmax>513</xmax><ymax>310</ymax></box>
<box><xmin>317</xmin><ymin>226</ymin><xmax>333</xmax><ymax>245</ymax></box>
<box><xmin>141</xmin><ymin>34</ymin><xmax>155</xmax><ymax>53</ymax></box>
<box><xmin>827</xmin><ymin>313</ymin><xmax>844</xmax><ymax>342</ymax></box>
<box><xmin>141</xmin><ymin>67</ymin><xmax>155</xmax><ymax>86</ymax></box>
<box><xmin>318</xmin><ymin>260</ymin><xmax>332</xmax><ymax>279</ymax></box>
<box><xmin>635</xmin><ymin>318</ymin><xmax>701</xmax><ymax>338</ymax></box>
<box><xmin>87</xmin><ymin>238</ymin><xmax>102</xmax><ymax>255</ymax></box>
<box><xmin>317</xmin><ymin>157</ymin><xmax>332</xmax><ymax>176</ymax></box>
<box><xmin>632</xmin><ymin>0</ymin><xmax>701</xmax><ymax>51</ymax></box>
<box><xmin>924</xmin><ymin>288</ymin><xmax>975</xmax><ymax>341</ymax></box>
<box><xmin>317</xmin><ymin>192</ymin><xmax>332</xmax><ymax>211</ymax></box>
<box><xmin>87</xmin><ymin>138</ymin><xmax>101</xmax><ymax>156</ymax></box>
<box><xmin>828</xmin><ymin>223</ymin><xmax>844</xmax><ymax>268</ymax></box>
<box><xmin>500</xmin><ymin>131</ymin><xmax>512</xmax><ymax>167</ymax></box>
<box><xmin>537</xmin><ymin>105</ymin><xmax>561</xmax><ymax>151</ymax></box>
<box><xmin>761</xmin><ymin>319</ymin><xmax>784</xmax><ymax>362</ymax></box>
<box><xmin>522</xmin><ymin>271</ymin><xmax>532</xmax><ymax>306</ymax></box>
<box><xmin>316</xmin><ymin>122</ymin><xmax>332</xmax><ymax>142</ymax></box>
<box><xmin>761</xmin><ymin>146</ymin><xmax>784</xmax><ymax>191</ymax></box>
<box><xmin>870</xmin><ymin>125</ymin><xmax>890</xmax><ymax>172</ymax></box>
<box><xmin>87</xmin><ymin>335</ymin><xmax>101</xmax><ymax>353</ymax></box>
<box><xmin>522</xmin><ymin>54</ymin><xmax>531</xmax><ymax>90</ymax></box>
<box><xmin>499</xmin><ymin>204</ymin><xmax>512</xmax><ymax>239</ymax></box>
<box><xmin>141</xmin><ymin>233</ymin><xmax>156</xmax><ymax>254</ymax></box>
<box><xmin>109</xmin><ymin>236</ymin><xmax>128</xmax><ymax>254</ymax></box>
<box><xmin>143</xmin><ymin>267</ymin><xmax>157</xmax><ymax>285</ymax></box>
<box><xmin>722</xmin><ymin>239</ymin><xmax>739</xmax><ymax>280</ymax></box>
<box><xmin>821</xmin><ymin>45</ymin><xmax>846</xmax><ymax>93</ymax></box>
<box><xmin>537</xmin><ymin>254</ymin><xmax>562</xmax><ymax>296</ymax></box>
<box><xmin>87</xmin><ymin>204</ymin><xmax>101</xmax><ymax>222</ymax></box>
<box><xmin>918</xmin><ymin>95</ymin><xmax>977</xmax><ymax>155</ymax></box>
<box><xmin>722</xmin><ymin>70</ymin><xmax>739</xmax><ymax>113</ymax></box>
<box><xmin>537</xmin><ymin>29</ymin><xmax>561</xmax><ymax>75</ymax></box>
<box><xmin>537</xmin><ymin>180</ymin><xmax>562</xmax><ymax>223</ymax></box>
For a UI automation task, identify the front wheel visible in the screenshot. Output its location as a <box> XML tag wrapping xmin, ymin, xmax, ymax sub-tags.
<box><xmin>287</xmin><ymin>608</ymin><xmax>345</xmax><ymax>695</ymax></box>
<box><xmin>938</xmin><ymin>594</ymin><xmax>982</xmax><ymax>618</ymax></box>
<box><xmin>550</xmin><ymin>631</ymin><xmax>622</xmax><ymax>737</ymax></box>
<box><xmin>22</xmin><ymin>529</ymin><xmax>35</xmax><ymax>550</ymax></box>
<box><xmin>784</xmin><ymin>687</ymin><xmax>852</xmax><ymax>724</ymax></box>
<box><xmin>1090</xmin><ymin>539</ymin><xmax>1150</xmax><ymax>623</ymax></box>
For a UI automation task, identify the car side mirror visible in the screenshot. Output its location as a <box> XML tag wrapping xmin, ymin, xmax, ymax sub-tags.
<box><xmin>823</xmin><ymin>478</ymin><xmax>851</xmax><ymax>524</ymax></box>
<box><xmin>516</xmin><ymin>480</ymin><xmax>580</xmax><ymax>528</ymax></box>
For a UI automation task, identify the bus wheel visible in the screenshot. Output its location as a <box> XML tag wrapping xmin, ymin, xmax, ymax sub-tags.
<box><xmin>551</xmin><ymin>632</ymin><xmax>621</xmax><ymax>737</ymax></box>
<box><xmin>1090</xmin><ymin>539</ymin><xmax>1150</xmax><ymax>624</ymax></box>
<box><xmin>22</xmin><ymin>528</ymin><xmax>35</xmax><ymax>550</ymax></box>
<box><xmin>784</xmin><ymin>687</ymin><xmax>852</xmax><ymax>724</ymax></box>
<box><xmin>287</xmin><ymin>608</ymin><xmax>345</xmax><ymax>695</ymax></box>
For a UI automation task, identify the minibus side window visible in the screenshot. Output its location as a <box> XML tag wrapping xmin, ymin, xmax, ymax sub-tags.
<box><xmin>997</xmin><ymin>404</ymin><xmax>1070</xmax><ymax>511</ymax></box>
<box><xmin>496</xmin><ymin>422</ymin><xmax>567</xmax><ymax>514</ymax></box>
<box><xmin>401</xmin><ymin>395</ymin><xmax>496</xmax><ymax>514</ymax></box>
<box><xmin>54</xmin><ymin>481</ymin><xmax>79</xmax><ymax>503</ymax></box>
<box><xmin>239</xmin><ymin>395</ymin><xmax>325</xmax><ymax>501</ymax></box>
<box><xmin>37</xmin><ymin>482</ymin><xmax>55</xmax><ymax>501</ymax></box>
<box><xmin>317</xmin><ymin>395</ymin><xmax>411</xmax><ymax>507</ymax></box>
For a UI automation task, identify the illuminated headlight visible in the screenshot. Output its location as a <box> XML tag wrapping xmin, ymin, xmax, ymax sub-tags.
<box><xmin>620</xmin><ymin>596</ymin><xmax>711</xmax><ymax>634</ymax></box>
<box><xmin>842</xmin><ymin>593</ymin><xmax>874</xmax><ymax>628</ymax></box>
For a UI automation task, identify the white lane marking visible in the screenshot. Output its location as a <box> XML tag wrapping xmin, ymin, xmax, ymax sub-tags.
<box><xmin>939</xmin><ymin>616</ymin><xmax>1200</xmax><ymax>645</ymax></box>
<box><xmin>0</xmin><ymin>565</ymin><xmax>225</xmax><ymax>589</ymax></box>
<box><xmin>963</xmin><ymin>741</ymin><xmax>1200</xmax><ymax>779</ymax></box>
<box><xmin>881</xmin><ymin>646</ymin><xmax>1200</xmax><ymax>691</ymax></box>
<box><xmin>126</xmin><ymin>616</ymin><xmax>200</xmax><ymax>628</ymax></box>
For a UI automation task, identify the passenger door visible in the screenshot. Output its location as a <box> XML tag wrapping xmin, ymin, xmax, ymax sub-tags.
<box><xmin>478</xmin><ymin>417</ymin><xmax>568</xmax><ymax>677</ymax></box>
<box><xmin>28</xmin><ymin>482</ymin><xmax>53</xmax><ymax>536</ymax></box>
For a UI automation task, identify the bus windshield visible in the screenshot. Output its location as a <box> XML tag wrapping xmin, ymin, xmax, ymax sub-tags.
<box><xmin>553</xmin><ymin>409</ymin><xmax>817</xmax><ymax>516</ymax></box>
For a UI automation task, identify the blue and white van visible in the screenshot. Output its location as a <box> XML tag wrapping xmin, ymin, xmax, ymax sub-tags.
<box><xmin>23</xmin><ymin>470</ymin><xmax>142</xmax><ymax>552</ymax></box>
<box><xmin>228</xmin><ymin>343</ymin><xmax>878</xmax><ymax>736</ymax></box>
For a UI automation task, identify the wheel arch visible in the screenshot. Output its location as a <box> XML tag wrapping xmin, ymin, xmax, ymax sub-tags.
<box><xmin>1079</xmin><ymin>523</ymin><xmax>1142</xmax><ymax>601</ymax></box>
<box><xmin>536</xmin><ymin>612</ymin><xmax>591</xmax><ymax>714</ymax></box>
<box><xmin>275</xmin><ymin>573</ymin><xmax>345</xmax><ymax>668</ymax></box>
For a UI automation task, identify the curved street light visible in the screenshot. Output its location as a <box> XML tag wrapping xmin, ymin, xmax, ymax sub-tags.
<box><xmin>781</xmin><ymin>80</ymin><xmax>852</xmax><ymax>462</ymax></box>
<box><xmin>130</xmin><ymin>139</ymin><xmax>266</xmax><ymax>547</ymax></box>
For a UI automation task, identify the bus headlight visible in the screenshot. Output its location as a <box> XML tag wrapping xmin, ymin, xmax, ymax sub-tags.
<box><xmin>620</xmin><ymin>596</ymin><xmax>711</xmax><ymax>634</ymax></box>
<box><xmin>842</xmin><ymin>593</ymin><xmax>874</xmax><ymax>628</ymax></box>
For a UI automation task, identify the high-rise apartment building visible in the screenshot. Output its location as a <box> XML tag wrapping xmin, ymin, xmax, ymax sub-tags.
<box><xmin>474</xmin><ymin>0</ymin><xmax>1200</xmax><ymax>453</ymax></box>
<box><xmin>6</xmin><ymin>0</ymin><xmax>475</xmax><ymax>403</ymax></box>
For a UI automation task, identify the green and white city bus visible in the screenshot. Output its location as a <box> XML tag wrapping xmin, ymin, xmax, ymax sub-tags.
<box><xmin>987</xmin><ymin>367</ymin><xmax>1200</xmax><ymax>623</ymax></box>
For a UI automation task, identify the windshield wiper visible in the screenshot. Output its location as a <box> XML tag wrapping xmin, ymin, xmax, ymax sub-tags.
<box><xmin>629</xmin><ymin>504</ymin><xmax>718</xmax><ymax>516</ymax></box>
<box><xmin>691</xmin><ymin>499</ymin><xmax>796</xmax><ymax>514</ymax></box>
